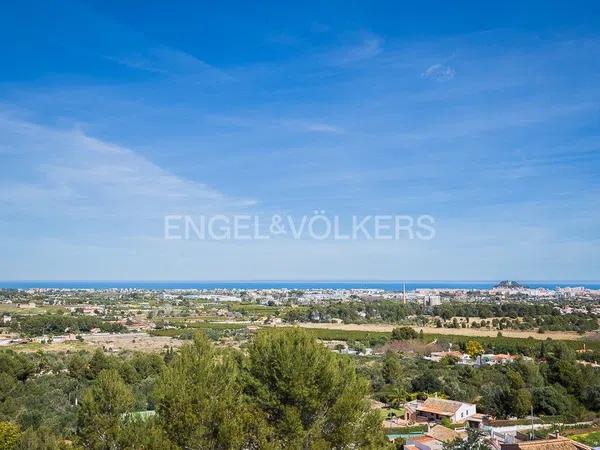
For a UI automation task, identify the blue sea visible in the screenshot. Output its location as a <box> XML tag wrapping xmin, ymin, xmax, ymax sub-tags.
<box><xmin>1</xmin><ymin>280</ymin><xmax>599</xmax><ymax>291</ymax></box>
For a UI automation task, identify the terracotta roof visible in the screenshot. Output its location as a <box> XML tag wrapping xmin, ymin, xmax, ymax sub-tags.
<box><xmin>408</xmin><ymin>435</ymin><xmax>437</xmax><ymax>444</ymax></box>
<box><xmin>417</xmin><ymin>398</ymin><xmax>471</xmax><ymax>415</ymax></box>
<box><xmin>407</xmin><ymin>435</ymin><xmax>444</xmax><ymax>450</ymax></box>
<box><xmin>501</xmin><ymin>437</ymin><xmax>591</xmax><ymax>450</ymax></box>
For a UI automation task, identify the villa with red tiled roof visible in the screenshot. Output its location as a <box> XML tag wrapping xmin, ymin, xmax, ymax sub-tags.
<box><xmin>405</xmin><ymin>398</ymin><xmax>479</xmax><ymax>425</ymax></box>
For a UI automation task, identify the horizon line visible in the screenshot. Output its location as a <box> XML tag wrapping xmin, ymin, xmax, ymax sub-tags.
<box><xmin>2</xmin><ymin>279</ymin><xmax>600</xmax><ymax>283</ymax></box>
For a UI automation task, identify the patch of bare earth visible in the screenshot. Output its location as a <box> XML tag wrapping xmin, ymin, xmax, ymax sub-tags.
<box><xmin>82</xmin><ymin>332</ymin><xmax>184</xmax><ymax>352</ymax></box>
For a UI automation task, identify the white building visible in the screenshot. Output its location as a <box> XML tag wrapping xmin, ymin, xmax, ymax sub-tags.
<box><xmin>405</xmin><ymin>398</ymin><xmax>477</xmax><ymax>425</ymax></box>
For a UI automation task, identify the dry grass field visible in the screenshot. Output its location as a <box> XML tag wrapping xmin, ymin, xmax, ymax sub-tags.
<box><xmin>8</xmin><ymin>332</ymin><xmax>184</xmax><ymax>353</ymax></box>
<box><xmin>82</xmin><ymin>332</ymin><xmax>185</xmax><ymax>352</ymax></box>
<box><xmin>291</xmin><ymin>322</ymin><xmax>589</xmax><ymax>341</ymax></box>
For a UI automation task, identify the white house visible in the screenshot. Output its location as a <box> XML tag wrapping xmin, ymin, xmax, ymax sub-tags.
<box><xmin>405</xmin><ymin>398</ymin><xmax>477</xmax><ymax>424</ymax></box>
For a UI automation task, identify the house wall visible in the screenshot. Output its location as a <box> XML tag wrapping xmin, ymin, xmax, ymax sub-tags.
<box><xmin>453</xmin><ymin>404</ymin><xmax>476</xmax><ymax>422</ymax></box>
<box><xmin>414</xmin><ymin>402</ymin><xmax>477</xmax><ymax>423</ymax></box>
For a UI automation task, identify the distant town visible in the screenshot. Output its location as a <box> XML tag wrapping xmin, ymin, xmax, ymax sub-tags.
<box><xmin>2</xmin><ymin>280</ymin><xmax>600</xmax><ymax>347</ymax></box>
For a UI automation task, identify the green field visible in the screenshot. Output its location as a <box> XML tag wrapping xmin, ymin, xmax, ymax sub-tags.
<box><xmin>291</xmin><ymin>327</ymin><xmax>600</xmax><ymax>356</ymax></box>
<box><xmin>149</xmin><ymin>322</ymin><xmax>249</xmax><ymax>339</ymax></box>
<box><xmin>0</xmin><ymin>304</ymin><xmax>66</xmax><ymax>315</ymax></box>
<box><xmin>571</xmin><ymin>430</ymin><xmax>600</xmax><ymax>446</ymax></box>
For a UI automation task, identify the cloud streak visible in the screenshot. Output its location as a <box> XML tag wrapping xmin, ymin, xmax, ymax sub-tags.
<box><xmin>0</xmin><ymin>112</ymin><xmax>254</xmax><ymax>221</ymax></box>
<box><xmin>326</xmin><ymin>35</ymin><xmax>383</xmax><ymax>65</ymax></box>
<box><xmin>422</xmin><ymin>63</ymin><xmax>455</xmax><ymax>81</ymax></box>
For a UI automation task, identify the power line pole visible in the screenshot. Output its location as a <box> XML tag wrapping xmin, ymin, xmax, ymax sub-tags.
<box><xmin>530</xmin><ymin>405</ymin><xmax>534</xmax><ymax>440</ymax></box>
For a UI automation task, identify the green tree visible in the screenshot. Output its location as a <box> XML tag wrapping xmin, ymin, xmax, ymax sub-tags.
<box><xmin>465</xmin><ymin>341</ymin><xmax>484</xmax><ymax>359</ymax></box>
<box><xmin>443</xmin><ymin>429</ymin><xmax>493</xmax><ymax>450</ymax></box>
<box><xmin>512</xmin><ymin>389</ymin><xmax>533</xmax><ymax>418</ymax></box>
<box><xmin>582</xmin><ymin>384</ymin><xmax>600</xmax><ymax>411</ymax></box>
<box><xmin>17</xmin><ymin>425</ymin><xmax>64</xmax><ymax>450</ymax></box>
<box><xmin>532</xmin><ymin>386</ymin><xmax>570</xmax><ymax>416</ymax></box>
<box><xmin>117</xmin><ymin>419</ymin><xmax>177</xmax><ymax>450</ymax></box>
<box><xmin>77</xmin><ymin>369</ymin><xmax>134</xmax><ymax>450</ymax></box>
<box><xmin>0</xmin><ymin>421</ymin><xmax>21</xmax><ymax>450</ymax></box>
<box><xmin>155</xmin><ymin>333</ymin><xmax>270</xmax><ymax>450</ymax></box>
<box><xmin>479</xmin><ymin>384</ymin><xmax>509</xmax><ymax>418</ymax></box>
<box><xmin>391</xmin><ymin>327</ymin><xmax>418</xmax><ymax>341</ymax></box>
<box><xmin>246</xmin><ymin>328</ymin><xmax>389</xmax><ymax>449</ymax></box>
<box><xmin>87</xmin><ymin>349</ymin><xmax>115</xmax><ymax>380</ymax></box>
<box><xmin>411</xmin><ymin>371</ymin><xmax>442</xmax><ymax>393</ymax></box>
<box><xmin>382</xmin><ymin>353</ymin><xmax>404</xmax><ymax>385</ymax></box>
<box><xmin>388</xmin><ymin>386</ymin><xmax>407</xmax><ymax>409</ymax></box>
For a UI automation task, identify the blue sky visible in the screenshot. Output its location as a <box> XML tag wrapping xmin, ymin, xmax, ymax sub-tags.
<box><xmin>1</xmin><ymin>1</ymin><xmax>599</xmax><ymax>280</ymax></box>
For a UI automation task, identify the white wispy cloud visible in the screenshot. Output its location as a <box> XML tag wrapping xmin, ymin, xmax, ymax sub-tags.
<box><xmin>105</xmin><ymin>45</ymin><xmax>231</xmax><ymax>81</ymax></box>
<box><xmin>328</xmin><ymin>35</ymin><xmax>383</xmax><ymax>65</ymax></box>
<box><xmin>0</xmin><ymin>113</ymin><xmax>254</xmax><ymax>220</ymax></box>
<box><xmin>422</xmin><ymin>63</ymin><xmax>456</xmax><ymax>81</ymax></box>
<box><xmin>302</xmin><ymin>122</ymin><xmax>344</xmax><ymax>133</ymax></box>
<box><xmin>201</xmin><ymin>114</ymin><xmax>344</xmax><ymax>135</ymax></box>
<box><xmin>279</xmin><ymin>119</ymin><xmax>344</xmax><ymax>134</ymax></box>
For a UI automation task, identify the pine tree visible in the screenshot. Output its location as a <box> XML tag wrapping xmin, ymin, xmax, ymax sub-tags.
<box><xmin>77</xmin><ymin>369</ymin><xmax>134</xmax><ymax>450</ymax></box>
<box><xmin>154</xmin><ymin>333</ymin><xmax>272</xmax><ymax>450</ymax></box>
<box><xmin>245</xmin><ymin>328</ymin><xmax>390</xmax><ymax>449</ymax></box>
